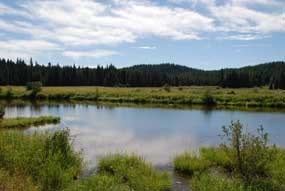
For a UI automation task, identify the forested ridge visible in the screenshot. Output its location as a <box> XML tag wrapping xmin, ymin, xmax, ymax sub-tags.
<box><xmin>0</xmin><ymin>58</ymin><xmax>284</xmax><ymax>89</ymax></box>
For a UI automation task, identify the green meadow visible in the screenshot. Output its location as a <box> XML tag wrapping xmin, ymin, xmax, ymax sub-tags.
<box><xmin>0</xmin><ymin>86</ymin><xmax>285</xmax><ymax>107</ymax></box>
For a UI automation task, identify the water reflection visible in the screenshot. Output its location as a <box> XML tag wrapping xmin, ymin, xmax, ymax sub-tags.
<box><xmin>4</xmin><ymin>103</ymin><xmax>285</xmax><ymax>170</ymax></box>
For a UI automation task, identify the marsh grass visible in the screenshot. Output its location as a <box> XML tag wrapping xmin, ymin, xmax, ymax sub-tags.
<box><xmin>0</xmin><ymin>86</ymin><xmax>284</xmax><ymax>107</ymax></box>
<box><xmin>0</xmin><ymin>129</ymin><xmax>82</xmax><ymax>191</ymax></box>
<box><xmin>174</xmin><ymin>121</ymin><xmax>285</xmax><ymax>191</ymax></box>
<box><xmin>0</xmin><ymin>116</ymin><xmax>60</xmax><ymax>129</ymax></box>
<box><xmin>0</xmin><ymin>168</ymin><xmax>38</xmax><ymax>191</ymax></box>
<box><xmin>68</xmin><ymin>154</ymin><xmax>172</xmax><ymax>191</ymax></box>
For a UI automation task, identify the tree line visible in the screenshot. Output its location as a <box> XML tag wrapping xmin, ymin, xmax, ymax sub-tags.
<box><xmin>0</xmin><ymin>58</ymin><xmax>284</xmax><ymax>89</ymax></box>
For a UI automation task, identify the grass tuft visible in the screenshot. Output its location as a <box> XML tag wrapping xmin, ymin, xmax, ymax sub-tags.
<box><xmin>0</xmin><ymin>116</ymin><xmax>60</xmax><ymax>129</ymax></box>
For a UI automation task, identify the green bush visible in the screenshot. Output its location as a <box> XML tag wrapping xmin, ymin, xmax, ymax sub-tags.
<box><xmin>220</xmin><ymin>121</ymin><xmax>275</xmax><ymax>183</ymax></box>
<box><xmin>26</xmin><ymin>81</ymin><xmax>42</xmax><ymax>98</ymax></box>
<box><xmin>174</xmin><ymin>121</ymin><xmax>285</xmax><ymax>191</ymax></box>
<box><xmin>163</xmin><ymin>84</ymin><xmax>171</xmax><ymax>92</ymax></box>
<box><xmin>202</xmin><ymin>90</ymin><xmax>216</xmax><ymax>105</ymax></box>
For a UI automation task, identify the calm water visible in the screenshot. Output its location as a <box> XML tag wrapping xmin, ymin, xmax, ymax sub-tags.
<box><xmin>4</xmin><ymin>103</ymin><xmax>285</xmax><ymax>170</ymax></box>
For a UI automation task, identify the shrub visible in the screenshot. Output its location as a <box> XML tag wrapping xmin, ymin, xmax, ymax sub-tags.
<box><xmin>0</xmin><ymin>105</ymin><xmax>5</xmax><ymax>118</ymax></box>
<box><xmin>220</xmin><ymin>121</ymin><xmax>275</xmax><ymax>184</ymax></box>
<box><xmin>163</xmin><ymin>84</ymin><xmax>171</xmax><ymax>92</ymax></box>
<box><xmin>26</xmin><ymin>81</ymin><xmax>42</xmax><ymax>98</ymax></box>
<box><xmin>202</xmin><ymin>90</ymin><xmax>216</xmax><ymax>105</ymax></box>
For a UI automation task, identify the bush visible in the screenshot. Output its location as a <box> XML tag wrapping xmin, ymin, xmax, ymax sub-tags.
<box><xmin>220</xmin><ymin>121</ymin><xmax>275</xmax><ymax>183</ymax></box>
<box><xmin>202</xmin><ymin>90</ymin><xmax>216</xmax><ymax>105</ymax></box>
<box><xmin>163</xmin><ymin>84</ymin><xmax>171</xmax><ymax>92</ymax></box>
<box><xmin>26</xmin><ymin>81</ymin><xmax>42</xmax><ymax>98</ymax></box>
<box><xmin>0</xmin><ymin>105</ymin><xmax>5</xmax><ymax>118</ymax></box>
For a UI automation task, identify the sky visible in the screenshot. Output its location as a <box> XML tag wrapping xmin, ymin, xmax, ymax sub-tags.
<box><xmin>0</xmin><ymin>0</ymin><xmax>284</xmax><ymax>70</ymax></box>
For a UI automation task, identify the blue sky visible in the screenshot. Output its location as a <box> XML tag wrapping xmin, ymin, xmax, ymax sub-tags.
<box><xmin>0</xmin><ymin>0</ymin><xmax>284</xmax><ymax>69</ymax></box>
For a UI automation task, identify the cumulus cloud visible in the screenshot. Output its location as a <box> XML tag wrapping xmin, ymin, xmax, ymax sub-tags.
<box><xmin>0</xmin><ymin>0</ymin><xmax>284</xmax><ymax>59</ymax></box>
<box><xmin>63</xmin><ymin>50</ymin><xmax>120</xmax><ymax>59</ymax></box>
<box><xmin>136</xmin><ymin>46</ymin><xmax>157</xmax><ymax>50</ymax></box>
<box><xmin>0</xmin><ymin>40</ymin><xmax>60</xmax><ymax>59</ymax></box>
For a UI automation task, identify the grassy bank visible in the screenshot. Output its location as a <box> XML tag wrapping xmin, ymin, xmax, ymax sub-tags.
<box><xmin>0</xmin><ymin>116</ymin><xmax>60</xmax><ymax>129</ymax></box>
<box><xmin>174</xmin><ymin>121</ymin><xmax>285</xmax><ymax>191</ymax></box>
<box><xmin>0</xmin><ymin>86</ymin><xmax>285</xmax><ymax>107</ymax></box>
<box><xmin>0</xmin><ymin>128</ymin><xmax>172</xmax><ymax>191</ymax></box>
<box><xmin>69</xmin><ymin>154</ymin><xmax>171</xmax><ymax>191</ymax></box>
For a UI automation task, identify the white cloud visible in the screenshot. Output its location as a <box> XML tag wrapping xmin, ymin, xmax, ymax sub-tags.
<box><xmin>0</xmin><ymin>0</ymin><xmax>284</xmax><ymax>61</ymax></box>
<box><xmin>136</xmin><ymin>46</ymin><xmax>157</xmax><ymax>50</ymax></box>
<box><xmin>0</xmin><ymin>40</ymin><xmax>60</xmax><ymax>60</ymax></box>
<box><xmin>63</xmin><ymin>50</ymin><xmax>120</xmax><ymax>59</ymax></box>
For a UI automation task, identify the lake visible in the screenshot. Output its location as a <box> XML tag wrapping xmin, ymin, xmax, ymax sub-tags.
<box><xmin>4</xmin><ymin>102</ymin><xmax>285</xmax><ymax>171</ymax></box>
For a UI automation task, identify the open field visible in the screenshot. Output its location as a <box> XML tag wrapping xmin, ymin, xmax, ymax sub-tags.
<box><xmin>0</xmin><ymin>86</ymin><xmax>285</xmax><ymax>107</ymax></box>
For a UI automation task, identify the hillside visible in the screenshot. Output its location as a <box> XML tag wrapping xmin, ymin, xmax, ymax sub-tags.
<box><xmin>0</xmin><ymin>58</ymin><xmax>284</xmax><ymax>89</ymax></box>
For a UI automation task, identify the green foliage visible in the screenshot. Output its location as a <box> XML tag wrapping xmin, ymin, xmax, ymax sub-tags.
<box><xmin>191</xmin><ymin>173</ymin><xmax>248</xmax><ymax>191</ymax></box>
<box><xmin>0</xmin><ymin>168</ymin><xmax>38</xmax><ymax>191</ymax></box>
<box><xmin>0</xmin><ymin>116</ymin><xmax>60</xmax><ymax>129</ymax></box>
<box><xmin>0</xmin><ymin>129</ymin><xmax>82</xmax><ymax>191</ymax></box>
<box><xmin>1</xmin><ymin>58</ymin><xmax>285</xmax><ymax>88</ymax></box>
<box><xmin>68</xmin><ymin>174</ymin><xmax>129</xmax><ymax>191</ymax></box>
<box><xmin>97</xmin><ymin>154</ymin><xmax>172</xmax><ymax>191</ymax></box>
<box><xmin>174</xmin><ymin>121</ymin><xmax>285</xmax><ymax>191</ymax></box>
<box><xmin>26</xmin><ymin>81</ymin><xmax>42</xmax><ymax>98</ymax></box>
<box><xmin>202</xmin><ymin>90</ymin><xmax>216</xmax><ymax>105</ymax></box>
<box><xmin>220</xmin><ymin>121</ymin><xmax>275</xmax><ymax>183</ymax></box>
<box><xmin>174</xmin><ymin>153</ymin><xmax>210</xmax><ymax>176</ymax></box>
<box><xmin>199</xmin><ymin>147</ymin><xmax>233</xmax><ymax>171</ymax></box>
<box><xmin>1</xmin><ymin>86</ymin><xmax>285</xmax><ymax>108</ymax></box>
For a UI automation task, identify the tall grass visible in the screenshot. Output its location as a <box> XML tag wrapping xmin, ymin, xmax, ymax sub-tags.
<box><xmin>0</xmin><ymin>86</ymin><xmax>284</xmax><ymax>107</ymax></box>
<box><xmin>0</xmin><ymin>129</ymin><xmax>82</xmax><ymax>191</ymax></box>
<box><xmin>0</xmin><ymin>116</ymin><xmax>60</xmax><ymax>129</ymax></box>
<box><xmin>70</xmin><ymin>154</ymin><xmax>172</xmax><ymax>191</ymax></box>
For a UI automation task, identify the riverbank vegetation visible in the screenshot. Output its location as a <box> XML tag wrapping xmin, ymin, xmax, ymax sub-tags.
<box><xmin>0</xmin><ymin>116</ymin><xmax>60</xmax><ymax>129</ymax></box>
<box><xmin>0</xmin><ymin>86</ymin><xmax>285</xmax><ymax>107</ymax></box>
<box><xmin>174</xmin><ymin>121</ymin><xmax>285</xmax><ymax>191</ymax></box>
<box><xmin>69</xmin><ymin>154</ymin><xmax>171</xmax><ymax>191</ymax></box>
<box><xmin>0</xmin><ymin>127</ymin><xmax>171</xmax><ymax>190</ymax></box>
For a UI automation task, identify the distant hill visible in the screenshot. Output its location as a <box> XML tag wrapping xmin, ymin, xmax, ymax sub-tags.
<box><xmin>0</xmin><ymin>58</ymin><xmax>284</xmax><ymax>89</ymax></box>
